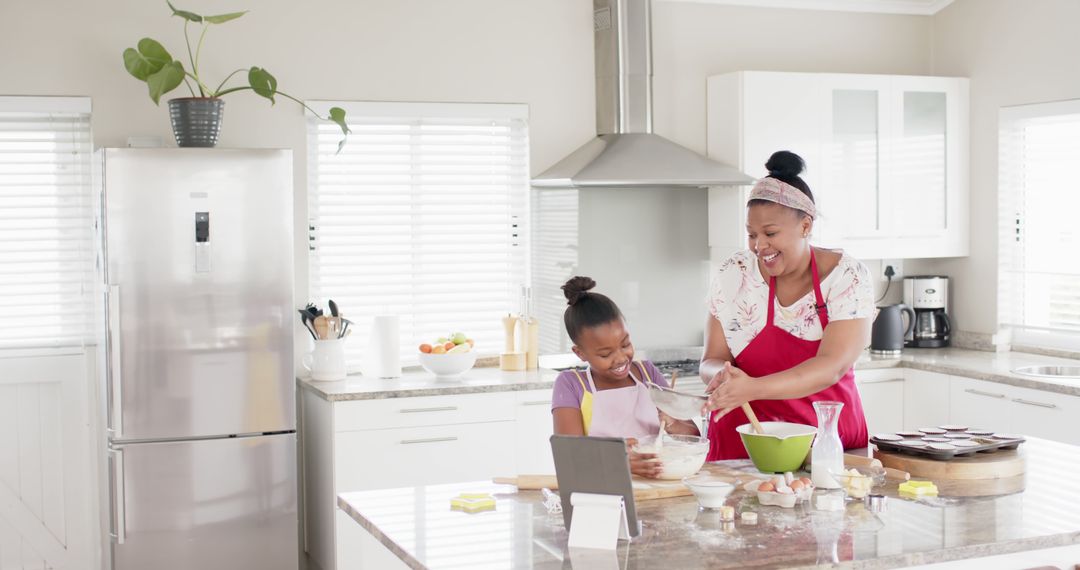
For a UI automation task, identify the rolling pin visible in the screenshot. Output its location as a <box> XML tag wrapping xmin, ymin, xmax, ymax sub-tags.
<box><xmin>493</xmin><ymin>475</ymin><xmax>558</xmax><ymax>490</ymax></box>
<box><xmin>844</xmin><ymin>453</ymin><xmax>910</xmax><ymax>481</ymax></box>
<box><xmin>804</xmin><ymin>452</ymin><xmax>910</xmax><ymax>481</ymax></box>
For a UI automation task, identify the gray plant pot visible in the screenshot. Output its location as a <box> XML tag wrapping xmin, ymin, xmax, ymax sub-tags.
<box><xmin>168</xmin><ymin>98</ymin><xmax>224</xmax><ymax>147</ymax></box>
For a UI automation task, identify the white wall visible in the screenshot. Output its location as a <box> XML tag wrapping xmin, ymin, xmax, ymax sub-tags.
<box><xmin>0</xmin><ymin>1</ymin><xmax>936</xmax><ymax>354</ymax></box>
<box><xmin>0</xmin><ymin>0</ymin><xmax>596</xmax><ymax>357</ymax></box>
<box><xmin>904</xmin><ymin>0</ymin><xmax>1080</xmax><ymax>336</ymax></box>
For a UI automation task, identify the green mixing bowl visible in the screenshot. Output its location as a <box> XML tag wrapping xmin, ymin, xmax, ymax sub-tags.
<box><xmin>736</xmin><ymin>421</ymin><xmax>817</xmax><ymax>473</ymax></box>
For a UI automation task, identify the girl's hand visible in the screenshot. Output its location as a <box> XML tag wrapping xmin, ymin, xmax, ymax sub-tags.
<box><xmin>624</xmin><ymin>438</ymin><xmax>663</xmax><ymax>478</ymax></box>
<box><xmin>657</xmin><ymin>411</ymin><xmax>700</xmax><ymax>436</ymax></box>
<box><xmin>703</xmin><ymin>362</ymin><xmax>758</xmax><ymax>420</ymax></box>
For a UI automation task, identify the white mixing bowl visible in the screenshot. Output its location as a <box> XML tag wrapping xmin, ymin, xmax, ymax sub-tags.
<box><xmin>417</xmin><ymin>351</ymin><xmax>477</xmax><ymax>378</ymax></box>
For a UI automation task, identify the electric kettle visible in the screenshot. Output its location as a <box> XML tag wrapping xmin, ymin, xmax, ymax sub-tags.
<box><xmin>870</xmin><ymin>304</ymin><xmax>915</xmax><ymax>355</ymax></box>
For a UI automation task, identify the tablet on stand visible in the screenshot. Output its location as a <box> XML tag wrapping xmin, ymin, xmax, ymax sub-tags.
<box><xmin>549</xmin><ymin>434</ymin><xmax>641</xmax><ymax>539</ymax></box>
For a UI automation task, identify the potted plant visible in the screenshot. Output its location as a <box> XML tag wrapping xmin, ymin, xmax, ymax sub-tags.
<box><xmin>123</xmin><ymin>1</ymin><xmax>349</xmax><ymax>151</ymax></box>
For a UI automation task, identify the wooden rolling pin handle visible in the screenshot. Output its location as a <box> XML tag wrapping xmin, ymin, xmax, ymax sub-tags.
<box><xmin>843</xmin><ymin>454</ymin><xmax>910</xmax><ymax>480</ymax></box>
<box><xmin>884</xmin><ymin>467</ymin><xmax>911</xmax><ymax>481</ymax></box>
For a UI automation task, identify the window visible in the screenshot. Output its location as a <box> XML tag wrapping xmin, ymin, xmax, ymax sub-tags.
<box><xmin>307</xmin><ymin>101</ymin><xmax>529</xmax><ymax>369</ymax></box>
<box><xmin>0</xmin><ymin>97</ymin><xmax>93</xmax><ymax>350</ymax></box>
<box><xmin>999</xmin><ymin>99</ymin><xmax>1080</xmax><ymax>350</ymax></box>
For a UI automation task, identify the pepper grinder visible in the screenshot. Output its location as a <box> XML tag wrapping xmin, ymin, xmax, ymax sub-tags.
<box><xmin>500</xmin><ymin>312</ymin><xmax>525</xmax><ymax>371</ymax></box>
<box><xmin>524</xmin><ymin>287</ymin><xmax>539</xmax><ymax>370</ymax></box>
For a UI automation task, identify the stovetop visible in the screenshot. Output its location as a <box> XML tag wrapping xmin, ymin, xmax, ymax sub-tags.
<box><xmin>553</xmin><ymin>358</ymin><xmax>700</xmax><ymax>378</ymax></box>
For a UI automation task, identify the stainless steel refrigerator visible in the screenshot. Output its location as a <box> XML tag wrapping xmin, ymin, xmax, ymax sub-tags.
<box><xmin>95</xmin><ymin>148</ymin><xmax>298</xmax><ymax>569</ymax></box>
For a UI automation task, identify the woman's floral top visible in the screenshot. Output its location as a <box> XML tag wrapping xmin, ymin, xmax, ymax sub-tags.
<box><xmin>707</xmin><ymin>249</ymin><xmax>875</xmax><ymax>357</ymax></box>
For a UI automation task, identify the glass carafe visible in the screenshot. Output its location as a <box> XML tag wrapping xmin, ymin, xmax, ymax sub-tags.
<box><xmin>811</xmin><ymin>401</ymin><xmax>844</xmax><ymax>489</ymax></box>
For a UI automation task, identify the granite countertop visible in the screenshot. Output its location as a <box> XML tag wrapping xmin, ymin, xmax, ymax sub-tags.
<box><xmin>338</xmin><ymin>437</ymin><xmax>1080</xmax><ymax>569</ymax></box>
<box><xmin>299</xmin><ymin>347</ymin><xmax>1080</xmax><ymax>401</ymax></box>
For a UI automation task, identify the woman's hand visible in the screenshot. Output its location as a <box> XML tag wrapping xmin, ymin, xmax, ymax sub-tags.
<box><xmin>703</xmin><ymin>361</ymin><xmax>759</xmax><ymax>421</ymax></box>
<box><xmin>624</xmin><ymin>438</ymin><xmax>663</xmax><ymax>478</ymax></box>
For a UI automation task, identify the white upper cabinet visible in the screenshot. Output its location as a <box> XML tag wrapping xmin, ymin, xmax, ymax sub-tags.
<box><xmin>706</xmin><ymin>71</ymin><xmax>969</xmax><ymax>260</ymax></box>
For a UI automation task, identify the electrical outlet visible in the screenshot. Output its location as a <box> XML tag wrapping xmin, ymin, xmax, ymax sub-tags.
<box><xmin>881</xmin><ymin>259</ymin><xmax>903</xmax><ymax>282</ymax></box>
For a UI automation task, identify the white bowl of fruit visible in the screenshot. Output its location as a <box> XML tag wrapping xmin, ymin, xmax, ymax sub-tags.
<box><xmin>417</xmin><ymin>333</ymin><xmax>476</xmax><ymax>378</ymax></box>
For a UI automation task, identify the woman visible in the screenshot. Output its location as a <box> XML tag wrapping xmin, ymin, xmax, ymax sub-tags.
<box><xmin>700</xmin><ymin>150</ymin><xmax>873</xmax><ymax>460</ymax></box>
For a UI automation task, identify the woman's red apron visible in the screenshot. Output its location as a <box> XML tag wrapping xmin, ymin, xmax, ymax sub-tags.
<box><xmin>706</xmin><ymin>251</ymin><xmax>868</xmax><ymax>461</ymax></box>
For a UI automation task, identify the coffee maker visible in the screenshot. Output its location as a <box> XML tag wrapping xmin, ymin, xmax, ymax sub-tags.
<box><xmin>903</xmin><ymin>276</ymin><xmax>951</xmax><ymax>348</ymax></box>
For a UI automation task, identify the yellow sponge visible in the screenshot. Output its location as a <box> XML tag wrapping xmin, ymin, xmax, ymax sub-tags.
<box><xmin>450</xmin><ymin>493</ymin><xmax>496</xmax><ymax>513</ymax></box>
<box><xmin>898</xmin><ymin>480</ymin><xmax>938</xmax><ymax>498</ymax></box>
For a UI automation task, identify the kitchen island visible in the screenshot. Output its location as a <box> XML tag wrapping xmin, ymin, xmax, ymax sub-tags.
<box><xmin>337</xmin><ymin>437</ymin><xmax>1080</xmax><ymax>569</ymax></box>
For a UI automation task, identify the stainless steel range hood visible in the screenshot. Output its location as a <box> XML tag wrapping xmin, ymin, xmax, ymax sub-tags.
<box><xmin>532</xmin><ymin>0</ymin><xmax>753</xmax><ymax>188</ymax></box>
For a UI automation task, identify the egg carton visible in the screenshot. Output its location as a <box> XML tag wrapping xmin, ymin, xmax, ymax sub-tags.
<box><xmin>870</xmin><ymin>427</ymin><xmax>1025</xmax><ymax>460</ymax></box>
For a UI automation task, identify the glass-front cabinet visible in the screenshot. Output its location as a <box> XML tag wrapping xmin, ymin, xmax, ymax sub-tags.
<box><xmin>706</xmin><ymin>71</ymin><xmax>968</xmax><ymax>261</ymax></box>
<box><xmin>819</xmin><ymin>75</ymin><xmax>887</xmax><ymax>248</ymax></box>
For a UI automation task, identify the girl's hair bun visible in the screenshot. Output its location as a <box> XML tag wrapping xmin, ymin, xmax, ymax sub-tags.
<box><xmin>561</xmin><ymin>276</ymin><xmax>596</xmax><ymax>306</ymax></box>
<box><xmin>765</xmin><ymin>150</ymin><xmax>805</xmax><ymax>179</ymax></box>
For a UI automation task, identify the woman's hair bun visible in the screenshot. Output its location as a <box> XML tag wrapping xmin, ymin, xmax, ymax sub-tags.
<box><xmin>561</xmin><ymin>276</ymin><xmax>596</xmax><ymax>306</ymax></box>
<box><xmin>765</xmin><ymin>150</ymin><xmax>805</xmax><ymax>179</ymax></box>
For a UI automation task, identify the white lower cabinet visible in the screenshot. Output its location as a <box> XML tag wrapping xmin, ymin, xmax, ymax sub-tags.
<box><xmin>949</xmin><ymin>377</ymin><xmax>1014</xmax><ymax>432</ymax></box>
<box><xmin>856</xmin><ymin>369</ymin><xmax>905</xmax><ymax>434</ymax></box>
<box><xmin>949</xmin><ymin>377</ymin><xmax>1080</xmax><ymax>445</ymax></box>
<box><xmin>1007</xmin><ymin>384</ymin><xmax>1080</xmax><ymax>445</ymax></box>
<box><xmin>902</xmin><ymin>369</ymin><xmax>952</xmax><ymax>430</ymax></box>
<box><xmin>514</xmin><ymin>389</ymin><xmax>556</xmax><ymax>475</ymax></box>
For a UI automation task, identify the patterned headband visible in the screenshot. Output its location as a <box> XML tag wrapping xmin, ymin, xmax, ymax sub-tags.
<box><xmin>747</xmin><ymin>177</ymin><xmax>817</xmax><ymax>219</ymax></box>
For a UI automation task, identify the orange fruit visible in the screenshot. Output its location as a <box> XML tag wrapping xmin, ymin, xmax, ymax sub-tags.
<box><xmin>432</xmin><ymin>344</ymin><xmax>447</xmax><ymax>354</ymax></box>
<box><xmin>419</xmin><ymin>343</ymin><xmax>432</xmax><ymax>353</ymax></box>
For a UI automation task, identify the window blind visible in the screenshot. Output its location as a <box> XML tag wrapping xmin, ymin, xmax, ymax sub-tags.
<box><xmin>0</xmin><ymin>97</ymin><xmax>93</xmax><ymax>350</ymax></box>
<box><xmin>307</xmin><ymin>101</ymin><xmax>529</xmax><ymax>370</ymax></box>
<box><xmin>999</xmin><ymin>99</ymin><xmax>1080</xmax><ymax>348</ymax></box>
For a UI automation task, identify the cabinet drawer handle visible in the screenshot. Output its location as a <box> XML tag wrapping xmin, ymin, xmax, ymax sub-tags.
<box><xmin>523</xmin><ymin>400</ymin><xmax>551</xmax><ymax>406</ymax></box>
<box><xmin>399</xmin><ymin>406</ymin><xmax>458</xmax><ymax>414</ymax></box>
<box><xmin>1012</xmin><ymin>398</ymin><xmax>1058</xmax><ymax>409</ymax></box>
<box><xmin>400</xmin><ymin>436</ymin><xmax>458</xmax><ymax>445</ymax></box>
<box><xmin>964</xmin><ymin>388</ymin><xmax>1005</xmax><ymax>399</ymax></box>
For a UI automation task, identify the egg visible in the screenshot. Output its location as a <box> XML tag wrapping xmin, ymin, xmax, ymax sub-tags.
<box><xmin>790</xmin><ymin>480</ymin><xmax>805</xmax><ymax>491</ymax></box>
<box><xmin>758</xmin><ymin>481</ymin><xmax>775</xmax><ymax>492</ymax></box>
<box><xmin>799</xmin><ymin>477</ymin><xmax>813</xmax><ymax>487</ymax></box>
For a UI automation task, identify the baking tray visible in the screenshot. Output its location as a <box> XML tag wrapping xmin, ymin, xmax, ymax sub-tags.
<box><xmin>870</xmin><ymin>426</ymin><xmax>1025</xmax><ymax>460</ymax></box>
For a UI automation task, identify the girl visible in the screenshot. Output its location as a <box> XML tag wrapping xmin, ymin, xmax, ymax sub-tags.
<box><xmin>551</xmin><ymin>276</ymin><xmax>699</xmax><ymax>478</ymax></box>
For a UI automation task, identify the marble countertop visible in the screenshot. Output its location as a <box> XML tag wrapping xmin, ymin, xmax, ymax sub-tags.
<box><xmin>299</xmin><ymin>347</ymin><xmax>1080</xmax><ymax>401</ymax></box>
<box><xmin>338</xmin><ymin>437</ymin><xmax>1080</xmax><ymax>569</ymax></box>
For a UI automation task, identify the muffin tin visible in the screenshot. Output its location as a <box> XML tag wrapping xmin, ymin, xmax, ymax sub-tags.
<box><xmin>871</xmin><ymin>427</ymin><xmax>1025</xmax><ymax>460</ymax></box>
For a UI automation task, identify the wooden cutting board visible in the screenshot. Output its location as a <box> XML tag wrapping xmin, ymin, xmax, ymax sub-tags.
<box><xmin>874</xmin><ymin>448</ymin><xmax>1027</xmax><ymax>497</ymax></box>
<box><xmin>492</xmin><ymin>474</ymin><xmax>695</xmax><ymax>501</ymax></box>
<box><xmin>493</xmin><ymin>463</ymin><xmax>754</xmax><ymax>502</ymax></box>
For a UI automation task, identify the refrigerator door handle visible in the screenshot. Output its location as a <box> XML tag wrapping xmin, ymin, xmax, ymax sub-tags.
<box><xmin>106</xmin><ymin>284</ymin><xmax>123</xmax><ymax>438</ymax></box>
<box><xmin>108</xmin><ymin>446</ymin><xmax>126</xmax><ymax>544</ymax></box>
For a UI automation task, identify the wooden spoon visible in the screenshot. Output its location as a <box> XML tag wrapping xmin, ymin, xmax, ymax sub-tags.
<box><xmin>669</xmin><ymin>370</ymin><xmax>679</xmax><ymax>390</ymax></box>
<box><xmin>314</xmin><ymin>315</ymin><xmax>330</xmax><ymax>340</ymax></box>
<box><xmin>742</xmin><ymin>402</ymin><xmax>765</xmax><ymax>435</ymax></box>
